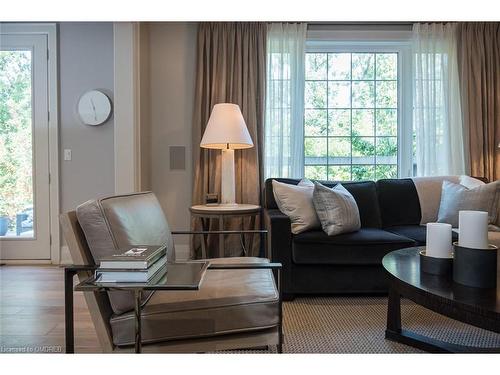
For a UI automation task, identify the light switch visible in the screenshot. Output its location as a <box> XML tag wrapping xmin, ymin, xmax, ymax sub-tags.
<box><xmin>64</xmin><ymin>149</ymin><xmax>72</xmax><ymax>161</ymax></box>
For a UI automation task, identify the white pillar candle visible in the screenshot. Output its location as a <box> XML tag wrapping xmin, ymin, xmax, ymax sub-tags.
<box><xmin>458</xmin><ymin>210</ymin><xmax>489</xmax><ymax>249</ymax></box>
<box><xmin>426</xmin><ymin>223</ymin><xmax>452</xmax><ymax>258</ymax></box>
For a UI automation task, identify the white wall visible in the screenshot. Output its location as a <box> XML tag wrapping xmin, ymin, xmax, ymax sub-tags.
<box><xmin>59</xmin><ymin>22</ymin><xmax>115</xmax><ymax>213</ymax></box>
<box><xmin>148</xmin><ymin>22</ymin><xmax>197</xmax><ymax>255</ymax></box>
<box><xmin>59</xmin><ymin>22</ymin><xmax>115</xmax><ymax>263</ymax></box>
<box><xmin>139</xmin><ymin>23</ymin><xmax>152</xmax><ymax>191</ymax></box>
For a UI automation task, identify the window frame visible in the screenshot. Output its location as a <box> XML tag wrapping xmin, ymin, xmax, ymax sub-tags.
<box><xmin>304</xmin><ymin>34</ymin><xmax>413</xmax><ymax>179</ymax></box>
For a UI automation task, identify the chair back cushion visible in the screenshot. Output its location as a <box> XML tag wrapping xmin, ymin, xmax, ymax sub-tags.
<box><xmin>76</xmin><ymin>191</ymin><xmax>175</xmax><ymax>314</ymax></box>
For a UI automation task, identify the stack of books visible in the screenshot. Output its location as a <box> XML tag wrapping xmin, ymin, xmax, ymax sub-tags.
<box><xmin>95</xmin><ymin>245</ymin><xmax>167</xmax><ymax>283</ymax></box>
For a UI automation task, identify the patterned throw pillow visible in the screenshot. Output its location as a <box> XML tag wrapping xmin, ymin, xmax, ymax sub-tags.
<box><xmin>437</xmin><ymin>180</ymin><xmax>500</xmax><ymax>227</ymax></box>
<box><xmin>312</xmin><ymin>182</ymin><xmax>361</xmax><ymax>236</ymax></box>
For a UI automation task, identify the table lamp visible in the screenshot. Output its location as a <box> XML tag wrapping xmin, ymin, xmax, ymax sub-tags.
<box><xmin>200</xmin><ymin>103</ymin><xmax>253</xmax><ymax>206</ymax></box>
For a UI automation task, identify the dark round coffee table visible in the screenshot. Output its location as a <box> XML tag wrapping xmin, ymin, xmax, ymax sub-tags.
<box><xmin>382</xmin><ymin>247</ymin><xmax>500</xmax><ymax>353</ymax></box>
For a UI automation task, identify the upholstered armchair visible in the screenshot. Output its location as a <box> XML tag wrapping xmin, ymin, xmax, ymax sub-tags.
<box><xmin>60</xmin><ymin>191</ymin><xmax>282</xmax><ymax>353</ymax></box>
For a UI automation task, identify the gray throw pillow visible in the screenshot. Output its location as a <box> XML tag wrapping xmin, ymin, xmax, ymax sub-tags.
<box><xmin>437</xmin><ymin>180</ymin><xmax>500</xmax><ymax>227</ymax></box>
<box><xmin>272</xmin><ymin>179</ymin><xmax>320</xmax><ymax>234</ymax></box>
<box><xmin>312</xmin><ymin>182</ymin><xmax>361</xmax><ymax>236</ymax></box>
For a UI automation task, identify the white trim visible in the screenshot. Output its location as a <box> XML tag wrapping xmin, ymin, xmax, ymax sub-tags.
<box><xmin>113</xmin><ymin>22</ymin><xmax>141</xmax><ymax>194</ymax></box>
<box><xmin>0</xmin><ymin>23</ymin><xmax>60</xmax><ymax>264</ymax></box>
<box><xmin>307</xmin><ymin>29</ymin><xmax>412</xmax><ymax>42</ymax></box>
<box><xmin>398</xmin><ymin>45</ymin><xmax>413</xmax><ymax>177</ymax></box>
<box><xmin>307</xmin><ymin>42</ymin><xmax>411</xmax><ymax>53</ymax></box>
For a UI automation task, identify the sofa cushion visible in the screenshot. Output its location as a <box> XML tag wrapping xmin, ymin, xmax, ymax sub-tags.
<box><xmin>109</xmin><ymin>257</ymin><xmax>279</xmax><ymax>346</ymax></box>
<box><xmin>265</xmin><ymin>178</ymin><xmax>382</xmax><ymax>228</ymax></box>
<box><xmin>76</xmin><ymin>191</ymin><xmax>175</xmax><ymax>315</ymax></box>
<box><xmin>376</xmin><ymin>178</ymin><xmax>421</xmax><ymax>227</ymax></box>
<box><xmin>385</xmin><ymin>225</ymin><xmax>459</xmax><ymax>246</ymax></box>
<box><xmin>292</xmin><ymin>228</ymin><xmax>416</xmax><ymax>265</ymax></box>
<box><xmin>340</xmin><ymin>181</ymin><xmax>382</xmax><ymax>228</ymax></box>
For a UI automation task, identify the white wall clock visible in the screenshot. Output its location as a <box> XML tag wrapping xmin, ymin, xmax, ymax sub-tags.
<box><xmin>77</xmin><ymin>90</ymin><xmax>112</xmax><ymax>126</ymax></box>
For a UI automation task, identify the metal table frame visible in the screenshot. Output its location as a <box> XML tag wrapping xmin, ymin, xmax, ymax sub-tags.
<box><xmin>189</xmin><ymin>205</ymin><xmax>262</xmax><ymax>258</ymax></box>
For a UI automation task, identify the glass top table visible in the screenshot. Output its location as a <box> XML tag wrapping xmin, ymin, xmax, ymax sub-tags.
<box><xmin>75</xmin><ymin>261</ymin><xmax>210</xmax><ymax>291</ymax></box>
<box><xmin>71</xmin><ymin>261</ymin><xmax>209</xmax><ymax>353</ymax></box>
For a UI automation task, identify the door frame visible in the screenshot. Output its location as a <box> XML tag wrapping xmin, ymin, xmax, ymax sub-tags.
<box><xmin>113</xmin><ymin>22</ymin><xmax>142</xmax><ymax>194</ymax></box>
<box><xmin>0</xmin><ymin>23</ymin><xmax>60</xmax><ymax>264</ymax></box>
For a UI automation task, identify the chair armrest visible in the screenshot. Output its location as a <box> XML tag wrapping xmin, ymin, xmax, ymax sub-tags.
<box><xmin>207</xmin><ymin>262</ymin><xmax>281</xmax><ymax>270</ymax></box>
<box><xmin>64</xmin><ymin>265</ymin><xmax>98</xmax><ymax>295</ymax></box>
<box><xmin>172</xmin><ymin>230</ymin><xmax>267</xmax><ymax>235</ymax></box>
<box><xmin>208</xmin><ymin>262</ymin><xmax>283</xmax><ymax>298</ymax></box>
<box><xmin>64</xmin><ymin>265</ymin><xmax>97</xmax><ymax>272</ymax></box>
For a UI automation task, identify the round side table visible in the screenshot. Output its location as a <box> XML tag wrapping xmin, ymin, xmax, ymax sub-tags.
<box><xmin>190</xmin><ymin>204</ymin><xmax>261</xmax><ymax>258</ymax></box>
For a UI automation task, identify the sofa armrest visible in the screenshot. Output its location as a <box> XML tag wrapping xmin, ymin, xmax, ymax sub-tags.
<box><xmin>263</xmin><ymin>209</ymin><xmax>293</xmax><ymax>294</ymax></box>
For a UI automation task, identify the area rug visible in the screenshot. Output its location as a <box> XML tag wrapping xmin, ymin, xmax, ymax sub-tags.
<box><xmin>228</xmin><ymin>296</ymin><xmax>500</xmax><ymax>353</ymax></box>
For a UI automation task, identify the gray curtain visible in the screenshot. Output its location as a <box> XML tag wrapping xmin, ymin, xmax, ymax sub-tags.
<box><xmin>191</xmin><ymin>22</ymin><xmax>267</xmax><ymax>259</ymax></box>
<box><xmin>457</xmin><ymin>22</ymin><xmax>500</xmax><ymax>181</ymax></box>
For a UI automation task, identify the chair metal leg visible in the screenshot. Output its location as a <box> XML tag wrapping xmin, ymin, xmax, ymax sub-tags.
<box><xmin>134</xmin><ymin>290</ymin><xmax>142</xmax><ymax>353</ymax></box>
<box><xmin>277</xmin><ymin>268</ymin><xmax>283</xmax><ymax>353</ymax></box>
<box><xmin>64</xmin><ymin>268</ymin><xmax>75</xmax><ymax>354</ymax></box>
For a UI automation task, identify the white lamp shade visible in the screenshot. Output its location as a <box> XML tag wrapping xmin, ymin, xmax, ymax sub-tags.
<box><xmin>200</xmin><ymin>103</ymin><xmax>254</xmax><ymax>150</ymax></box>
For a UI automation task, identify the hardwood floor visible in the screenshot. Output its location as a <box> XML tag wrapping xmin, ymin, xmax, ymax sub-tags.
<box><xmin>0</xmin><ymin>265</ymin><xmax>101</xmax><ymax>353</ymax></box>
<box><xmin>2</xmin><ymin>265</ymin><xmax>498</xmax><ymax>354</ymax></box>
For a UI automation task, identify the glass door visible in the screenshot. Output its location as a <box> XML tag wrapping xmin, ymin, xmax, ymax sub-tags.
<box><xmin>0</xmin><ymin>33</ymin><xmax>51</xmax><ymax>259</ymax></box>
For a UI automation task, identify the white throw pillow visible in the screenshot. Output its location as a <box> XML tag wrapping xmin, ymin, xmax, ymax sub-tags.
<box><xmin>437</xmin><ymin>180</ymin><xmax>500</xmax><ymax>227</ymax></box>
<box><xmin>312</xmin><ymin>182</ymin><xmax>361</xmax><ymax>236</ymax></box>
<box><xmin>272</xmin><ymin>179</ymin><xmax>320</xmax><ymax>234</ymax></box>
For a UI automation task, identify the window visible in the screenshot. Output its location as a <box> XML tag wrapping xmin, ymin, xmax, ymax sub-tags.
<box><xmin>300</xmin><ymin>32</ymin><xmax>413</xmax><ymax>181</ymax></box>
<box><xmin>304</xmin><ymin>51</ymin><xmax>401</xmax><ymax>181</ymax></box>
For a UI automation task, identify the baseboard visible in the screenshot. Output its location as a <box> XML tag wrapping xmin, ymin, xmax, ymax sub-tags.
<box><xmin>0</xmin><ymin>259</ymin><xmax>53</xmax><ymax>265</ymax></box>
